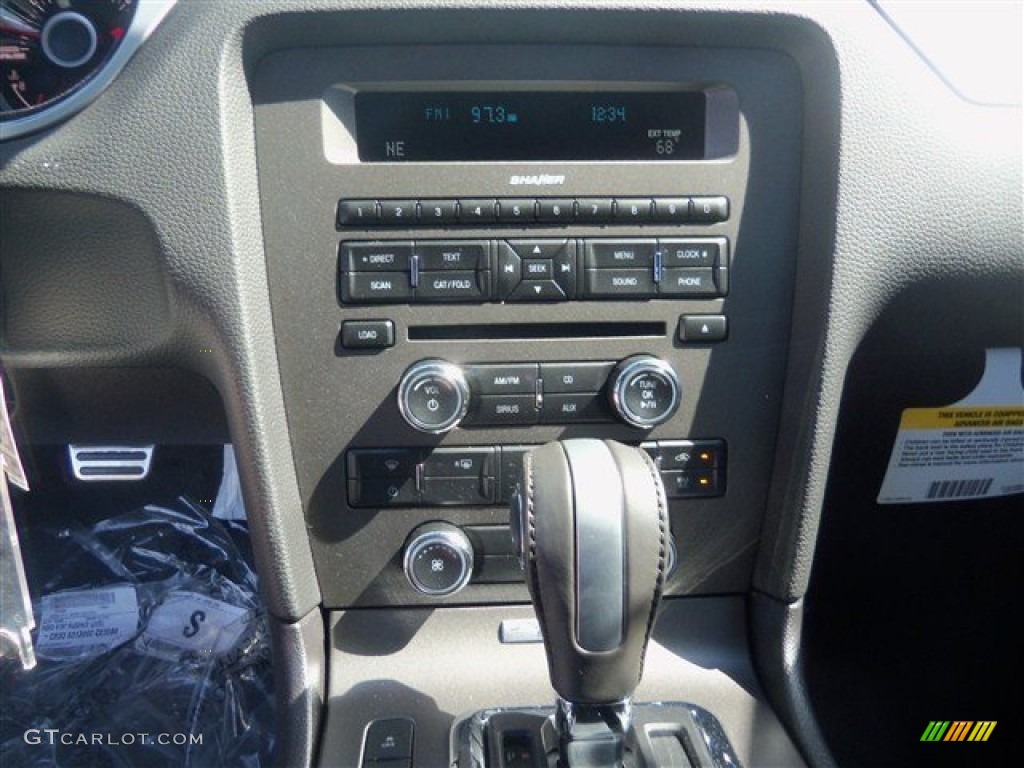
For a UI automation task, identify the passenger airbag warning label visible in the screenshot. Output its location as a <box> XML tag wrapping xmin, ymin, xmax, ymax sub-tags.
<box><xmin>878</xmin><ymin>349</ymin><xmax>1024</xmax><ymax>504</ymax></box>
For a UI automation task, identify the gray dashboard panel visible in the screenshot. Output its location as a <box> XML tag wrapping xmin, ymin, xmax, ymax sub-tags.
<box><xmin>253</xmin><ymin>43</ymin><xmax>803</xmax><ymax>608</ymax></box>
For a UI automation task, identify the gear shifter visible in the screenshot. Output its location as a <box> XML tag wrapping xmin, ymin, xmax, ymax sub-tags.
<box><xmin>511</xmin><ymin>439</ymin><xmax>669</xmax><ymax>767</ymax></box>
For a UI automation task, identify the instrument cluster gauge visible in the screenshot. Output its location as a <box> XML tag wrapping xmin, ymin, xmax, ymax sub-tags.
<box><xmin>0</xmin><ymin>0</ymin><xmax>176</xmax><ymax>140</ymax></box>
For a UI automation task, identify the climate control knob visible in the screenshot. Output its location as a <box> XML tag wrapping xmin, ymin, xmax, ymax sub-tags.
<box><xmin>403</xmin><ymin>522</ymin><xmax>475</xmax><ymax>596</ymax></box>
<box><xmin>608</xmin><ymin>355</ymin><xmax>681</xmax><ymax>428</ymax></box>
<box><xmin>397</xmin><ymin>359</ymin><xmax>470</xmax><ymax>433</ymax></box>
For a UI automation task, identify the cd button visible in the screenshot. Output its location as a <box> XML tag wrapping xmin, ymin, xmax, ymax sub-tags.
<box><xmin>540</xmin><ymin>362</ymin><xmax>614</xmax><ymax>394</ymax></box>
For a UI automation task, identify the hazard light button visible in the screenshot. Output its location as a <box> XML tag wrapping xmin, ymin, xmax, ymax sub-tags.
<box><xmin>679</xmin><ymin>315</ymin><xmax>728</xmax><ymax>342</ymax></box>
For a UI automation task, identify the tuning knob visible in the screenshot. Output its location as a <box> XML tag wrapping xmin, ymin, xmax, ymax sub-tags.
<box><xmin>608</xmin><ymin>355</ymin><xmax>681</xmax><ymax>428</ymax></box>
<box><xmin>397</xmin><ymin>359</ymin><xmax>470</xmax><ymax>433</ymax></box>
<box><xmin>403</xmin><ymin>522</ymin><xmax>475</xmax><ymax>596</ymax></box>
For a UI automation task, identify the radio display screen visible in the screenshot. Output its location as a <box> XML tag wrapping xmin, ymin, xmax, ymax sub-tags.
<box><xmin>354</xmin><ymin>91</ymin><xmax>706</xmax><ymax>162</ymax></box>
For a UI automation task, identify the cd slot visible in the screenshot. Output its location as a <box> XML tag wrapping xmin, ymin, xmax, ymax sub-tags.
<box><xmin>408</xmin><ymin>321</ymin><xmax>665</xmax><ymax>341</ymax></box>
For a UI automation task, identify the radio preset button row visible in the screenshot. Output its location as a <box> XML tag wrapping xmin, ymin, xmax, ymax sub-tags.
<box><xmin>336</xmin><ymin>196</ymin><xmax>730</xmax><ymax>228</ymax></box>
<box><xmin>347</xmin><ymin>439</ymin><xmax>726</xmax><ymax>508</ymax></box>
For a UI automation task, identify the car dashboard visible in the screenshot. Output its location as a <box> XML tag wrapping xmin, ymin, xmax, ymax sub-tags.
<box><xmin>1</xmin><ymin>2</ymin><xmax>1020</xmax><ymax>767</ymax></box>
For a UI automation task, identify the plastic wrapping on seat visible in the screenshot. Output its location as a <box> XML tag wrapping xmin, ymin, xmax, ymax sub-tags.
<box><xmin>0</xmin><ymin>498</ymin><xmax>274</xmax><ymax>767</ymax></box>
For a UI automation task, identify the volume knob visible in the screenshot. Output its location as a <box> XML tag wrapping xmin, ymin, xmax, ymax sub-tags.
<box><xmin>397</xmin><ymin>359</ymin><xmax>470</xmax><ymax>433</ymax></box>
<box><xmin>608</xmin><ymin>355</ymin><xmax>682</xmax><ymax>429</ymax></box>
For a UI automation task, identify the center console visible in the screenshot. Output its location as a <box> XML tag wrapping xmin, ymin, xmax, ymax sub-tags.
<box><xmin>252</xmin><ymin>40</ymin><xmax>803</xmax><ymax>765</ymax></box>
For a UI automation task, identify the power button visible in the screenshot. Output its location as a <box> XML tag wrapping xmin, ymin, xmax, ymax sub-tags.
<box><xmin>397</xmin><ymin>359</ymin><xmax>470</xmax><ymax>433</ymax></box>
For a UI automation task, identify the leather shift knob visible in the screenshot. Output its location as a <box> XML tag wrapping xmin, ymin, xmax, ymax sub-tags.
<box><xmin>512</xmin><ymin>439</ymin><xmax>669</xmax><ymax>705</ymax></box>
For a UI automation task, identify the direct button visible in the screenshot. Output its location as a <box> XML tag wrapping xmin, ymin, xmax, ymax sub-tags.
<box><xmin>416</xmin><ymin>241</ymin><xmax>487</xmax><ymax>271</ymax></box>
<box><xmin>341</xmin><ymin>242</ymin><xmax>414</xmax><ymax>272</ymax></box>
<box><xmin>340</xmin><ymin>320</ymin><xmax>395</xmax><ymax>350</ymax></box>
<box><xmin>363</xmin><ymin>718</ymin><xmax>414</xmax><ymax>763</ymax></box>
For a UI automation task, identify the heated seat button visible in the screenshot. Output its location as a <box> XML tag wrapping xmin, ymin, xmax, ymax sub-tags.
<box><xmin>464</xmin><ymin>395</ymin><xmax>539</xmax><ymax>426</ymax></box>
<box><xmin>585</xmin><ymin>239</ymin><xmax>657</xmax><ymax>269</ymax></box>
<box><xmin>341</xmin><ymin>272</ymin><xmax>413</xmax><ymax>303</ymax></box>
<box><xmin>540</xmin><ymin>362</ymin><xmax>614</xmax><ymax>394</ymax></box>
<box><xmin>541</xmin><ymin>393</ymin><xmax>613</xmax><ymax>424</ymax></box>
<box><xmin>363</xmin><ymin>718</ymin><xmax>415</xmax><ymax>763</ymax></box>
<box><xmin>416</xmin><ymin>241</ymin><xmax>488</xmax><ymax>271</ymax></box>
<box><xmin>583</xmin><ymin>269</ymin><xmax>657</xmax><ymax>299</ymax></box>
<box><xmin>661</xmin><ymin>469</ymin><xmax>723</xmax><ymax>498</ymax></box>
<box><xmin>340</xmin><ymin>320</ymin><xmax>395</xmax><ymax>349</ymax></box>
<box><xmin>341</xmin><ymin>242</ymin><xmax>414</xmax><ymax>272</ymax></box>
<box><xmin>416</xmin><ymin>271</ymin><xmax>490</xmax><ymax>301</ymax></box>
<box><xmin>466</xmin><ymin>364</ymin><xmax>539</xmax><ymax>395</ymax></box>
